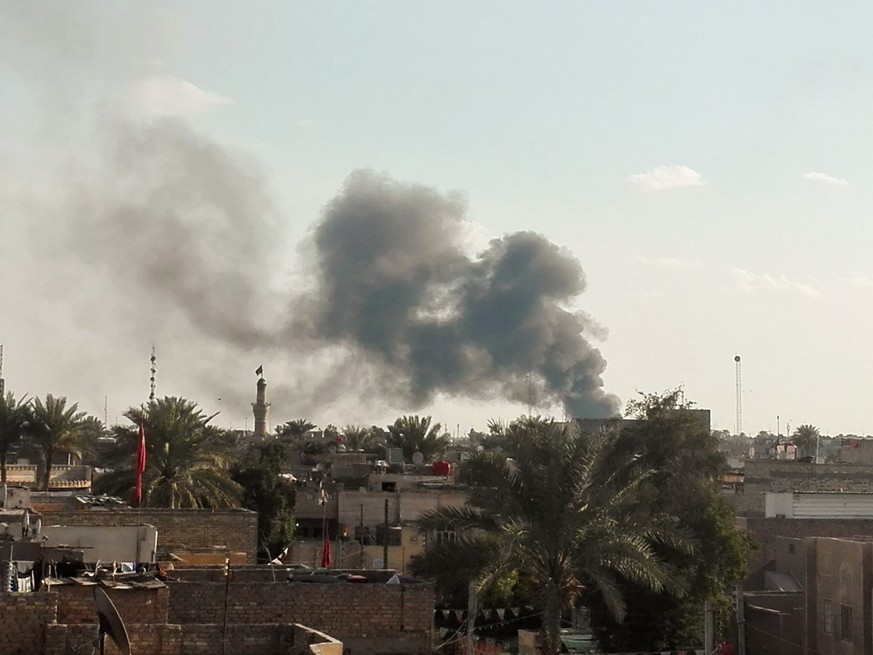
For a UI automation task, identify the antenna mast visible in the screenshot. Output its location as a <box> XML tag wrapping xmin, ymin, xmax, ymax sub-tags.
<box><xmin>0</xmin><ymin>343</ymin><xmax>4</xmax><ymax>397</ymax></box>
<box><xmin>149</xmin><ymin>346</ymin><xmax>157</xmax><ymax>401</ymax></box>
<box><xmin>734</xmin><ymin>355</ymin><xmax>742</xmax><ymax>435</ymax></box>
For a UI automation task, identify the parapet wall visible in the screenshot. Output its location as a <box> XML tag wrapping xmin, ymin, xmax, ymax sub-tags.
<box><xmin>739</xmin><ymin>460</ymin><xmax>873</xmax><ymax>516</ymax></box>
<box><xmin>167</xmin><ymin>580</ymin><xmax>434</xmax><ymax>654</ymax></box>
<box><xmin>0</xmin><ymin>593</ymin><xmax>58</xmax><ymax>655</ymax></box>
<box><xmin>39</xmin><ymin>508</ymin><xmax>259</xmax><ymax>563</ymax></box>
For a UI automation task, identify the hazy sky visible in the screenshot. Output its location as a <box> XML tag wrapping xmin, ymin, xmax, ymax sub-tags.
<box><xmin>2</xmin><ymin>2</ymin><xmax>872</xmax><ymax>436</ymax></box>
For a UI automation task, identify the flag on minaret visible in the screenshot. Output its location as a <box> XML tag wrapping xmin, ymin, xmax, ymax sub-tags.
<box><xmin>255</xmin><ymin>365</ymin><xmax>263</xmax><ymax>376</ymax></box>
<box><xmin>135</xmin><ymin>420</ymin><xmax>147</xmax><ymax>507</ymax></box>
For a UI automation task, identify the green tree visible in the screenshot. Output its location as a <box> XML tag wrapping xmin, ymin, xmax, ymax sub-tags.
<box><xmin>277</xmin><ymin>418</ymin><xmax>316</xmax><ymax>441</ymax></box>
<box><xmin>230</xmin><ymin>441</ymin><xmax>297</xmax><ymax>561</ymax></box>
<box><xmin>387</xmin><ymin>415</ymin><xmax>450</xmax><ymax>462</ymax></box>
<box><xmin>343</xmin><ymin>425</ymin><xmax>379</xmax><ymax>452</ymax></box>
<box><xmin>94</xmin><ymin>396</ymin><xmax>242</xmax><ymax>508</ymax></box>
<box><xmin>792</xmin><ymin>424</ymin><xmax>820</xmax><ymax>458</ymax></box>
<box><xmin>411</xmin><ymin>418</ymin><xmax>688</xmax><ymax>655</ymax></box>
<box><xmin>0</xmin><ymin>392</ymin><xmax>30</xmax><ymax>484</ymax></box>
<box><xmin>587</xmin><ymin>391</ymin><xmax>753</xmax><ymax>651</ymax></box>
<box><xmin>26</xmin><ymin>394</ymin><xmax>87</xmax><ymax>490</ymax></box>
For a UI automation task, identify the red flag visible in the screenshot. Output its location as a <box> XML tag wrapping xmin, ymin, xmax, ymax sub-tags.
<box><xmin>320</xmin><ymin>531</ymin><xmax>332</xmax><ymax>568</ymax></box>
<box><xmin>135</xmin><ymin>420</ymin><xmax>147</xmax><ymax>507</ymax></box>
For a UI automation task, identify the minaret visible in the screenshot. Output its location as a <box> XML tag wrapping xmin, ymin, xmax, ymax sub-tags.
<box><xmin>252</xmin><ymin>371</ymin><xmax>270</xmax><ymax>438</ymax></box>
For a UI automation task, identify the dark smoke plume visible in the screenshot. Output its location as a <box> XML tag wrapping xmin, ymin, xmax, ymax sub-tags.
<box><xmin>297</xmin><ymin>171</ymin><xmax>620</xmax><ymax>418</ymax></box>
<box><xmin>63</xmin><ymin>118</ymin><xmax>281</xmax><ymax>347</ymax></box>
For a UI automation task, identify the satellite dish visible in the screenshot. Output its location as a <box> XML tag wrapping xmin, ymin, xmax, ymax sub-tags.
<box><xmin>94</xmin><ymin>587</ymin><xmax>131</xmax><ymax>655</ymax></box>
<box><xmin>412</xmin><ymin>451</ymin><xmax>424</xmax><ymax>465</ymax></box>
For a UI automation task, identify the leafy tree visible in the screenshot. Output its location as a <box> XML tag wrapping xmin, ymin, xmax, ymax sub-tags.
<box><xmin>387</xmin><ymin>415</ymin><xmax>450</xmax><ymax>462</ymax></box>
<box><xmin>411</xmin><ymin>418</ymin><xmax>688</xmax><ymax>655</ymax></box>
<box><xmin>0</xmin><ymin>392</ymin><xmax>29</xmax><ymax>484</ymax></box>
<box><xmin>792</xmin><ymin>424</ymin><xmax>820</xmax><ymax>458</ymax></box>
<box><xmin>343</xmin><ymin>425</ymin><xmax>379</xmax><ymax>452</ymax></box>
<box><xmin>94</xmin><ymin>396</ymin><xmax>242</xmax><ymax>508</ymax></box>
<box><xmin>587</xmin><ymin>391</ymin><xmax>753</xmax><ymax>651</ymax></box>
<box><xmin>26</xmin><ymin>394</ymin><xmax>87</xmax><ymax>490</ymax></box>
<box><xmin>230</xmin><ymin>441</ymin><xmax>296</xmax><ymax>561</ymax></box>
<box><xmin>277</xmin><ymin>418</ymin><xmax>316</xmax><ymax>441</ymax></box>
<box><xmin>77</xmin><ymin>415</ymin><xmax>113</xmax><ymax>468</ymax></box>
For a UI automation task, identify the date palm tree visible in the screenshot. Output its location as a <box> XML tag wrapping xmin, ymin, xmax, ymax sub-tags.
<box><xmin>412</xmin><ymin>419</ymin><xmax>689</xmax><ymax>655</ymax></box>
<box><xmin>342</xmin><ymin>424</ymin><xmax>379</xmax><ymax>452</ymax></box>
<box><xmin>26</xmin><ymin>394</ymin><xmax>87</xmax><ymax>490</ymax></box>
<box><xmin>387</xmin><ymin>415</ymin><xmax>450</xmax><ymax>462</ymax></box>
<box><xmin>792</xmin><ymin>424</ymin><xmax>820</xmax><ymax>459</ymax></box>
<box><xmin>94</xmin><ymin>396</ymin><xmax>241</xmax><ymax>508</ymax></box>
<box><xmin>0</xmin><ymin>392</ymin><xmax>30</xmax><ymax>484</ymax></box>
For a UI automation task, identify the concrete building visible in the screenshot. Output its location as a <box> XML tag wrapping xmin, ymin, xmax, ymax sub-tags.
<box><xmin>744</xmin><ymin>535</ymin><xmax>873</xmax><ymax>655</ymax></box>
<box><xmin>292</xmin><ymin>471</ymin><xmax>467</xmax><ymax>571</ymax></box>
<box><xmin>738</xmin><ymin>460</ymin><xmax>873</xmax><ymax>517</ymax></box>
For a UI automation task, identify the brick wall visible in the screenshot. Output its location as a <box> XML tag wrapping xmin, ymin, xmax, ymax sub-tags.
<box><xmin>740</xmin><ymin>461</ymin><xmax>873</xmax><ymax>516</ymax></box>
<box><xmin>167</xmin><ymin>580</ymin><xmax>434</xmax><ymax>654</ymax></box>
<box><xmin>40</xmin><ymin>508</ymin><xmax>259</xmax><ymax>563</ymax></box>
<box><xmin>0</xmin><ymin>593</ymin><xmax>57</xmax><ymax>655</ymax></box>
<box><xmin>53</xmin><ymin>584</ymin><xmax>169</xmax><ymax>625</ymax></box>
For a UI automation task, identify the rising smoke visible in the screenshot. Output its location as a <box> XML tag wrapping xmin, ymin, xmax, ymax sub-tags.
<box><xmin>2</xmin><ymin>5</ymin><xmax>619</xmax><ymax>419</ymax></box>
<box><xmin>296</xmin><ymin>171</ymin><xmax>620</xmax><ymax>418</ymax></box>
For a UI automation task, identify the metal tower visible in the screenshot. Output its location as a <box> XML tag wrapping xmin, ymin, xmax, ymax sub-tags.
<box><xmin>734</xmin><ymin>355</ymin><xmax>742</xmax><ymax>435</ymax></box>
<box><xmin>0</xmin><ymin>344</ymin><xmax>4</xmax><ymax>397</ymax></box>
<box><xmin>149</xmin><ymin>346</ymin><xmax>157</xmax><ymax>401</ymax></box>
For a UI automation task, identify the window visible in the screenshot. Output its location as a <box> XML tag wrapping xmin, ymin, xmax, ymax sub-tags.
<box><xmin>354</xmin><ymin>526</ymin><xmax>374</xmax><ymax>545</ymax></box>
<box><xmin>840</xmin><ymin>604</ymin><xmax>853</xmax><ymax>641</ymax></box>
<box><xmin>435</xmin><ymin>529</ymin><xmax>457</xmax><ymax>545</ymax></box>
<box><xmin>822</xmin><ymin>599</ymin><xmax>832</xmax><ymax>634</ymax></box>
<box><xmin>375</xmin><ymin>525</ymin><xmax>401</xmax><ymax>546</ymax></box>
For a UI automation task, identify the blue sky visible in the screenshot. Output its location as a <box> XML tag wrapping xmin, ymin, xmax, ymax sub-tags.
<box><xmin>2</xmin><ymin>2</ymin><xmax>873</xmax><ymax>436</ymax></box>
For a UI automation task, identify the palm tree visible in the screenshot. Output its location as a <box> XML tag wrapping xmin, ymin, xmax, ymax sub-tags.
<box><xmin>0</xmin><ymin>392</ymin><xmax>30</xmax><ymax>484</ymax></box>
<box><xmin>387</xmin><ymin>415</ymin><xmax>450</xmax><ymax>462</ymax></box>
<box><xmin>792</xmin><ymin>424</ymin><xmax>821</xmax><ymax>458</ymax></box>
<box><xmin>412</xmin><ymin>419</ymin><xmax>688</xmax><ymax>655</ymax></box>
<box><xmin>26</xmin><ymin>394</ymin><xmax>87</xmax><ymax>490</ymax></box>
<box><xmin>277</xmin><ymin>418</ymin><xmax>316</xmax><ymax>441</ymax></box>
<box><xmin>94</xmin><ymin>396</ymin><xmax>242</xmax><ymax>508</ymax></box>
<box><xmin>343</xmin><ymin>424</ymin><xmax>378</xmax><ymax>452</ymax></box>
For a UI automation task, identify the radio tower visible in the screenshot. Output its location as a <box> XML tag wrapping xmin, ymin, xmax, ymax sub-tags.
<box><xmin>149</xmin><ymin>346</ymin><xmax>157</xmax><ymax>401</ymax></box>
<box><xmin>0</xmin><ymin>344</ymin><xmax>5</xmax><ymax>397</ymax></box>
<box><xmin>734</xmin><ymin>355</ymin><xmax>742</xmax><ymax>435</ymax></box>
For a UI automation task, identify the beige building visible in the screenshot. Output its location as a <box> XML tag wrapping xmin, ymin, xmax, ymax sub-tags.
<box><xmin>292</xmin><ymin>472</ymin><xmax>467</xmax><ymax>571</ymax></box>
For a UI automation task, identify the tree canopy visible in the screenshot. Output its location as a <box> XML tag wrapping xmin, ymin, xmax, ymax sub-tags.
<box><xmin>93</xmin><ymin>396</ymin><xmax>241</xmax><ymax>508</ymax></box>
<box><xmin>586</xmin><ymin>391</ymin><xmax>753</xmax><ymax>651</ymax></box>
<box><xmin>387</xmin><ymin>415</ymin><xmax>450</xmax><ymax>462</ymax></box>
<box><xmin>0</xmin><ymin>392</ymin><xmax>29</xmax><ymax>484</ymax></box>
<box><xmin>411</xmin><ymin>417</ymin><xmax>689</xmax><ymax>655</ymax></box>
<box><xmin>26</xmin><ymin>394</ymin><xmax>88</xmax><ymax>490</ymax></box>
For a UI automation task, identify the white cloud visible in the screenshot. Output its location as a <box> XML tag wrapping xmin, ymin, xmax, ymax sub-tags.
<box><xmin>126</xmin><ymin>75</ymin><xmax>235</xmax><ymax>117</ymax></box>
<box><xmin>841</xmin><ymin>274</ymin><xmax>873</xmax><ymax>289</ymax></box>
<box><xmin>637</xmin><ymin>256</ymin><xmax>703</xmax><ymax>270</ymax></box>
<box><xmin>628</xmin><ymin>165</ymin><xmax>705</xmax><ymax>191</ymax></box>
<box><xmin>802</xmin><ymin>171</ymin><xmax>848</xmax><ymax>186</ymax></box>
<box><xmin>731</xmin><ymin>268</ymin><xmax>821</xmax><ymax>297</ymax></box>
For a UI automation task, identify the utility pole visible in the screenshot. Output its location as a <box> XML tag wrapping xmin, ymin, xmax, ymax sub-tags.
<box><xmin>383</xmin><ymin>498</ymin><xmax>389</xmax><ymax>570</ymax></box>
<box><xmin>734</xmin><ymin>355</ymin><xmax>742</xmax><ymax>435</ymax></box>
<box><xmin>736</xmin><ymin>586</ymin><xmax>746</xmax><ymax>655</ymax></box>
<box><xmin>359</xmin><ymin>504</ymin><xmax>365</xmax><ymax>569</ymax></box>
<box><xmin>467</xmin><ymin>580</ymin><xmax>477</xmax><ymax>655</ymax></box>
<box><xmin>704</xmin><ymin>601</ymin><xmax>715</xmax><ymax>655</ymax></box>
